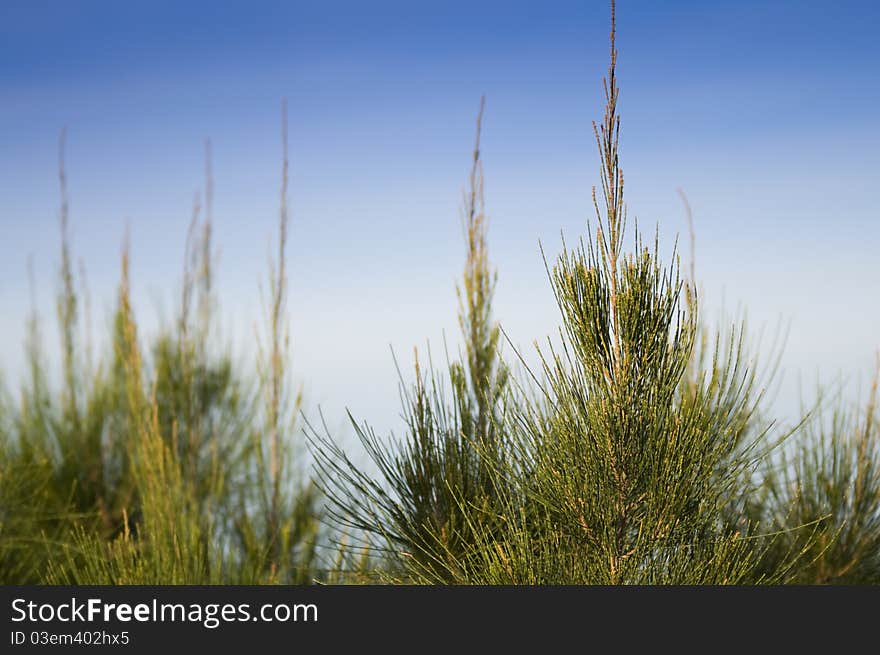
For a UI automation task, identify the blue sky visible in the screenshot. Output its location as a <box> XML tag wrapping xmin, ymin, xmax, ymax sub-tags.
<box><xmin>1</xmin><ymin>0</ymin><xmax>878</xmax><ymax>441</ymax></box>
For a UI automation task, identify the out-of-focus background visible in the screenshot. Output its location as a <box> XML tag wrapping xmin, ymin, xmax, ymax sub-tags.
<box><xmin>2</xmin><ymin>0</ymin><xmax>878</xmax><ymax>441</ymax></box>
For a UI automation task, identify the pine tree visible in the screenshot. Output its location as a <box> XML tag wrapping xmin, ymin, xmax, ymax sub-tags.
<box><xmin>310</xmin><ymin>97</ymin><xmax>509</xmax><ymax>582</ymax></box>
<box><xmin>750</xmin><ymin>361</ymin><xmax>880</xmax><ymax>583</ymax></box>
<box><xmin>373</xmin><ymin>0</ymin><xmax>813</xmax><ymax>585</ymax></box>
<box><xmin>4</xmin><ymin>112</ymin><xmax>325</xmax><ymax>585</ymax></box>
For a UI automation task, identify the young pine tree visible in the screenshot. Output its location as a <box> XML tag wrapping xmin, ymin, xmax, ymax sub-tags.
<box><xmin>310</xmin><ymin>98</ymin><xmax>509</xmax><ymax>583</ymax></box>
<box><xmin>418</xmin><ymin>1</ymin><xmax>807</xmax><ymax>584</ymax></box>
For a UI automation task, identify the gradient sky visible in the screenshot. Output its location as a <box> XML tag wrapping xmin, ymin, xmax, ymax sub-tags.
<box><xmin>1</xmin><ymin>0</ymin><xmax>878</xmax><ymax>443</ymax></box>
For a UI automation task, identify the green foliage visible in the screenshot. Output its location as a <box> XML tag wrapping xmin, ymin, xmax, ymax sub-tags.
<box><xmin>2</xmin><ymin>1</ymin><xmax>878</xmax><ymax>587</ymax></box>
<box><xmin>311</xmin><ymin>97</ymin><xmax>510</xmax><ymax>583</ymax></box>
<box><xmin>48</xmin><ymin>257</ymin><xmax>223</xmax><ymax>584</ymax></box>
<box><xmin>749</xmin><ymin>370</ymin><xmax>880</xmax><ymax>583</ymax></box>
<box><xmin>1</xmin><ymin>128</ymin><xmax>323</xmax><ymax>585</ymax></box>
